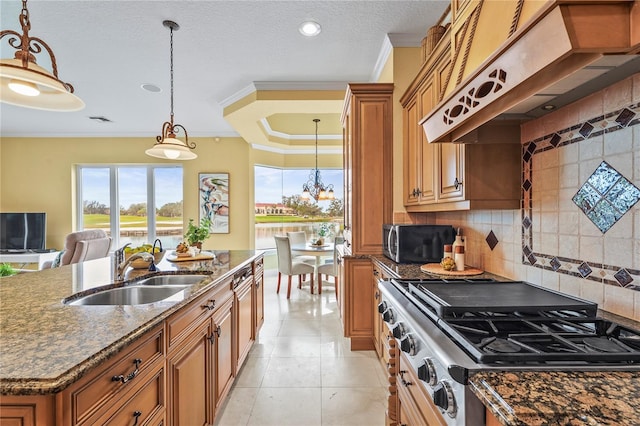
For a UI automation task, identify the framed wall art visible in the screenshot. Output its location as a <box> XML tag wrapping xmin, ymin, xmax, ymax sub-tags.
<box><xmin>199</xmin><ymin>173</ymin><xmax>229</xmax><ymax>234</ymax></box>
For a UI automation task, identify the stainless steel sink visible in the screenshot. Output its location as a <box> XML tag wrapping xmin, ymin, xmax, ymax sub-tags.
<box><xmin>67</xmin><ymin>284</ymin><xmax>191</xmax><ymax>306</ymax></box>
<box><xmin>135</xmin><ymin>274</ymin><xmax>210</xmax><ymax>286</ymax></box>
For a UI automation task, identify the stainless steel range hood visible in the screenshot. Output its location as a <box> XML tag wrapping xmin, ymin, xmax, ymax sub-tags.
<box><xmin>420</xmin><ymin>2</ymin><xmax>640</xmax><ymax>144</ymax></box>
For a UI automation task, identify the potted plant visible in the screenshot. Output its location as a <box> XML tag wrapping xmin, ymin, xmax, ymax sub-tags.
<box><xmin>313</xmin><ymin>222</ymin><xmax>334</xmax><ymax>246</ymax></box>
<box><xmin>184</xmin><ymin>218</ymin><xmax>212</xmax><ymax>249</ymax></box>
<box><xmin>0</xmin><ymin>263</ymin><xmax>16</xmax><ymax>277</ymax></box>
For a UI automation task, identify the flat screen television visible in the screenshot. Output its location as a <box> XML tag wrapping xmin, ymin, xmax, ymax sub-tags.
<box><xmin>0</xmin><ymin>212</ymin><xmax>47</xmax><ymax>252</ymax></box>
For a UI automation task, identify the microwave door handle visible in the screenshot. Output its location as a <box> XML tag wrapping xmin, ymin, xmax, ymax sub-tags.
<box><xmin>388</xmin><ymin>228</ymin><xmax>396</xmax><ymax>258</ymax></box>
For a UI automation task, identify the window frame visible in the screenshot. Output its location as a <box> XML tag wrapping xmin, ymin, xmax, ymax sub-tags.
<box><xmin>75</xmin><ymin>164</ymin><xmax>183</xmax><ymax>250</ymax></box>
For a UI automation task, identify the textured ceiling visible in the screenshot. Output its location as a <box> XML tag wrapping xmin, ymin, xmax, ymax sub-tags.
<box><xmin>0</xmin><ymin>0</ymin><xmax>448</xmax><ymax>146</ymax></box>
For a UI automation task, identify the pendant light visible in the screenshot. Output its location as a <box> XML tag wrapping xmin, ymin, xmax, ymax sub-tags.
<box><xmin>146</xmin><ymin>20</ymin><xmax>197</xmax><ymax>161</ymax></box>
<box><xmin>301</xmin><ymin>118</ymin><xmax>335</xmax><ymax>202</ymax></box>
<box><xmin>0</xmin><ymin>0</ymin><xmax>84</xmax><ymax>111</ymax></box>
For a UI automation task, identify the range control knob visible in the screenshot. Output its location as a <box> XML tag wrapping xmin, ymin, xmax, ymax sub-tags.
<box><xmin>432</xmin><ymin>381</ymin><xmax>457</xmax><ymax>417</ymax></box>
<box><xmin>417</xmin><ymin>358</ymin><xmax>437</xmax><ymax>386</ymax></box>
<box><xmin>392</xmin><ymin>322</ymin><xmax>407</xmax><ymax>339</ymax></box>
<box><xmin>399</xmin><ymin>334</ymin><xmax>417</xmax><ymax>356</ymax></box>
<box><xmin>377</xmin><ymin>301</ymin><xmax>388</xmax><ymax>314</ymax></box>
<box><xmin>382</xmin><ymin>308</ymin><xmax>395</xmax><ymax>323</ymax></box>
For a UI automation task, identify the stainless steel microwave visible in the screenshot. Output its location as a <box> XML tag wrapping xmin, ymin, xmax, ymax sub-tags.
<box><xmin>383</xmin><ymin>224</ymin><xmax>456</xmax><ymax>264</ymax></box>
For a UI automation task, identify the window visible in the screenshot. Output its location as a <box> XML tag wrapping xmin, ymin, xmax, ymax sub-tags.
<box><xmin>254</xmin><ymin>165</ymin><xmax>344</xmax><ymax>250</ymax></box>
<box><xmin>77</xmin><ymin>165</ymin><xmax>183</xmax><ymax>250</ymax></box>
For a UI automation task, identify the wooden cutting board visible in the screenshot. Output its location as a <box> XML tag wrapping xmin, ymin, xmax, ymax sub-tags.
<box><xmin>420</xmin><ymin>263</ymin><xmax>484</xmax><ymax>276</ymax></box>
<box><xmin>166</xmin><ymin>252</ymin><xmax>215</xmax><ymax>262</ymax></box>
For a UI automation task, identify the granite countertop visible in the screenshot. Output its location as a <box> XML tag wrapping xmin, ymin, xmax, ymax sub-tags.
<box><xmin>367</xmin><ymin>253</ymin><xmax>640</xmax><ymax>426</ymax></box>
<box><xmin>0</xmin><ymin>250</ymin><xmax>262</xmax><ymax>395</ymax></box>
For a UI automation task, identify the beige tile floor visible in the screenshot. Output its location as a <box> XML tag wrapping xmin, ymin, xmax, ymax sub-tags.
<box><xmin>214</xmin><ymin>266</ymin><xmax>388</xmax><ymax>426</ymax></box>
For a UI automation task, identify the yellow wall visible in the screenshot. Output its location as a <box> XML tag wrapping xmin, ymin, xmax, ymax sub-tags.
<box><xmin>0</xmin><ymin>136</ymin><xmax>342</xmax><ymax>251</ymax></box>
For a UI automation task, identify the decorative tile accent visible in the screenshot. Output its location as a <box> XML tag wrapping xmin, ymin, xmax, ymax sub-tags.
<box><xmin>521</xmin><ymin>101</ymin><xmax>640</xmax><ymax>293</ymax></box>
<box><xmin>615</xmin><ymin>108</ymin><xmax>635</xmax><ymax>127</ymax></box>
<box><xmin>572</xmin><ymin>161</ymin><xmax>640</xmax><ymax>233</ymax></box>
<box><xmin>577</xmin><ymin>262</ymin><xmax>593</xmax><ymax>278</ymax></box>
<box><xmin>614</xmin><ymin>269</ymin><xmax>633</xmax><ymax>287</ymax></box>
<box><xmin>578</xmin><ymin>123</ymin><xmax>594</xmax><ymax>138</ymax></box>
<box><xmin>486</xmin><ymin>231</ymin><xmax>498</xmax><ymax>251</ymax></box>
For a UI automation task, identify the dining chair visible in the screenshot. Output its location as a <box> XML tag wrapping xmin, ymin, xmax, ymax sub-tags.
<box><xmin>286</xmin><ymin>231</ymin><xmax>316</xmax><ymax>265</ymax></box>
<box><xmin>317</xmin><ymin>238</ymin><xmax>339</xmax><ymax>297</ymax></box>
<box><xmin>274</xmin><ymin>236</ymin><xmax>315</xmax><ymax>298</ymax></box>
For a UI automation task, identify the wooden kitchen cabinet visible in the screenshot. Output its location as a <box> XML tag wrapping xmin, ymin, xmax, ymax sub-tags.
<box><xmin>212</xmin><ymin>297</ymin><xmax>234</xmax><ymax>414</ymax></box>
<box><xmin>341</xmin><ymin>255</ymin><xmax>374</xmax><ymax>350</ymax></box>
<box><xmin>401</xmin><ymin>23</ymin><xmax>521</xmax><ymax>212</ymax></box>
<box><xmin>339</xmin><ymin>83</ymin><xmax>392</xmax><ymax>350</ymax></box>
<box><xmin>341</xmin><ymin>83</ymin><xmax>393</xmax><ymax>254</ymax></box>
<box><xmin>0</xmin><ymin>395</ymin><xmax>55</xmax><ymax>426</ymax></box>
<box><xmin>397</xmin><ymin>352</ymin><xmax>447</xmax><ymax>426</ymax></box>
<box><xmin>165</xmin><ymin>275</ymin><xmax>235</xmax><ymax>425</ymax></box>
<box><xmin>253</xmin><ymin>255</ymin><xmax>265</xmax><ymax>336</ymax></box>
<box><xmin>372</xmin><ymin>262</ymin><xmax>392</xmax><ymax>359</ymax></box>
<box><xmin>57</xmin><ymin>325</ymin><xmax>165</xmax><ymax>426</ymax></box>
<box><xmin>234</xmin><ymin>265</ymin><xmax>254</xmax><ymax>375</ymax></box>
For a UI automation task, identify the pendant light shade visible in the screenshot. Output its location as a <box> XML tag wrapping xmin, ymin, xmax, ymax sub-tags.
<box><xmin>0</xmin><ymin>0</ymin><xmax>84</xmax><ymax>111</ymax></box>
<box><xmin>146</xmin><ymin>20</ymin><xmax>197</xmax><ymax>161</ymax></box>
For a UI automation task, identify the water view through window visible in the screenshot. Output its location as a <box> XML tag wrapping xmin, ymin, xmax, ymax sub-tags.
<box><xmin>78</xmin><ymin>165</ymin><xmax>184</xmax><ymax>250</ymax></box>
<box><xmin>254</xmin><ymin>166</ymin><xmax>344</xmax><ymax>250</ymax></box>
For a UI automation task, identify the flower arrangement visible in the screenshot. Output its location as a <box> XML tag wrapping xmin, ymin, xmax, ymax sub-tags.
<box><xmin>316</xmin><ymin>222</ymin><xmax>334</xmax><ymax>238</ymax></box>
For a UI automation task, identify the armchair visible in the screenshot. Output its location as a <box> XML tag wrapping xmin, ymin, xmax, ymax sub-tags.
<box><xmin>41</xmin><ymin>229</ymin><xmax>112</xmax><ymax>269</ymax></box>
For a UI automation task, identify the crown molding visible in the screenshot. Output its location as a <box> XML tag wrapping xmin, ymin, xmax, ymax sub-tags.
<box><xmin>370</xmin><ymin>33</ymin><xmax>424</xmax><ymax>82</ymax></box>
<box><xmin>251</xmin><ymin>143</ymin><xmax>343</xmax><ymax>155</ymax></box>
<box><xmin>259</xmin><ymin>118</ymin><xmax>342</xmax><ymax>141</ymax></box>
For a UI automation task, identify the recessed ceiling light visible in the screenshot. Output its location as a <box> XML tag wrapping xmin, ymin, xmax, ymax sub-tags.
<box><xmin>299</xmin><ymin>20</ymin><xmax>321</xmax><ymax>37</ymax></box>
<box><xmin>141</xmin><ymin>83</ymin><xmax>162</xmax><ymax>93</ymax></box>
<box><xmin>541</xmin><ymin>104</ymin><xmax>556</xmax><ymax>111</ymax></box>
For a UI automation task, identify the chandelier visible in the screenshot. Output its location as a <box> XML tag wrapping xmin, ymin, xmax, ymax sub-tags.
<box><xmin>146</xmin><ymin>20</ymin><xmax>197</xmax><ymax>160</ymax></box>
<box><xmin>0</xmin><ymin>0</ymin><xmax>84</xmax><ymax>111</ymax></box>
<box><xmin>301</xmin><ymin>118</ymin><xmax>335</xmax><ymax>202</ymax></box>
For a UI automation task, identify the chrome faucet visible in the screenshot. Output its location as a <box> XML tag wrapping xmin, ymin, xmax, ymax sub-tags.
<box><xmin>114</xmin><ymin>246</ymin><xmax>156</xmax><ymax>281</ymax></box>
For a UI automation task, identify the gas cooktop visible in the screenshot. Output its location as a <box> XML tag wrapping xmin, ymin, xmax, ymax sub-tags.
<box><xmin>391</xmin><ymin>278</ymin><xmax>640</xmax><ymax>367</ymax></box>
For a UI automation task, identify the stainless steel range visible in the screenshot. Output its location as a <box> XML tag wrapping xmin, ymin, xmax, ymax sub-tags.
<box><xmin>378</xmin><ymin>278</ymin><xmax>640</xmax><ymax>426</ymax></box>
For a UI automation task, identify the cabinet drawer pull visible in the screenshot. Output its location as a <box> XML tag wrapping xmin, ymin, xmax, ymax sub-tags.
<box><xmin>112</xmin><ymin>358</ymin><xmax>142</xmax><ymax>384</ymax></box>
<box><xmin>132</xmin><ymin>410</ymin><xmax>142</xmax><ymax>426</ymax></box>
<box><xmin>454</xmin><ymin>177</ymin><xmax>463</xmax><ymax>190</ymax></box>
<box><xmin>202</xmin><ymin>299</ymin><xmax>216</xmax><ymax>310</ymax></box>
<box><xmin>399</xmin><ymin>370</ymin><xmax>412</xmax><ymax>387</ymax></box>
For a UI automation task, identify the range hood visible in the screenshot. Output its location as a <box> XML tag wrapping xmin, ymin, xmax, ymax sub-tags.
<box><xmin>421</xmin><ymin>2</ymin><xmax>640</xmax><ymax>144</ymax></box>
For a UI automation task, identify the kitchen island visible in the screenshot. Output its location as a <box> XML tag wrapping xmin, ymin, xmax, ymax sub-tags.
<box><xmin>0</xmin><ymin>250</ymin><xmax>264</xmax><ymax>425</ymax></box>
<box><xmin>369</xmin><ymin>254</ymin><xmax>640</xmax><ymax>426</ymax></box>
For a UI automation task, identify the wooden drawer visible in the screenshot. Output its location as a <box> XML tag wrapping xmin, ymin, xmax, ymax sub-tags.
<box><xmin>61</xmin><ymin>326</ymin><xmax>164</xmax><ymax>426</ymax></box>
<box><xmin>95</xmin><ymin>366</ymin><xmax>165</xmax><ymax>426</ymax></box>
<box><xmin>398</xmin><ymin>352</ymin><xmax>447</xmax><ymax>426</ymax></box>
<box><xmin>252</xmin><ymin>256</ymin><xmax>264</xmax><ymax>280</ymax></box>
<box><xmin>166</xmin><ymin>277</ymin><xmax>233</xmax><ymax>351</ymax></box>
<box><xmin>0</xmin><ymin>395</ymin><xmax>55</xmax><ymax>426</ymax></box>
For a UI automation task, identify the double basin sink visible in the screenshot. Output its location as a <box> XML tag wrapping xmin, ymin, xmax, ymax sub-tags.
<box><xmin>66</xmin><ymin>274</ymin><xmax>210</xmax><ymax>306</ymax></box>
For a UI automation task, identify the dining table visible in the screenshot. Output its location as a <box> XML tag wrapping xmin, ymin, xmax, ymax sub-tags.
<box><xmin>291</xmin><ymin>242</ymin><xmax>334</xmax><ymax>293</ymax></box>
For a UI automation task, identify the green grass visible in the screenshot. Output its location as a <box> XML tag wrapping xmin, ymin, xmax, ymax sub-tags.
<box><xmin>83</xmin><ymin>214</ymin><xmax>182</xmax><ymax>228</ymax></box>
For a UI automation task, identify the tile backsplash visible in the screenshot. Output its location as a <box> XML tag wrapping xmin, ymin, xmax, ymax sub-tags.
<box><xmin>402</xmin><ymin>73</ymin><xmax>640</xmax><ymax>321</ymax></box>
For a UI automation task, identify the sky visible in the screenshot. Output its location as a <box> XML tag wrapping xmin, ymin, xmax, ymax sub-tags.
<box><xmin>81</xmin><ymin>166</ymin><xmax>184</xmax><ymax>209</ymax></box>
<box><xmin>254</xmin><ymin>166</ymin><xmax>344</xmax><ymax>206</ymax></box>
